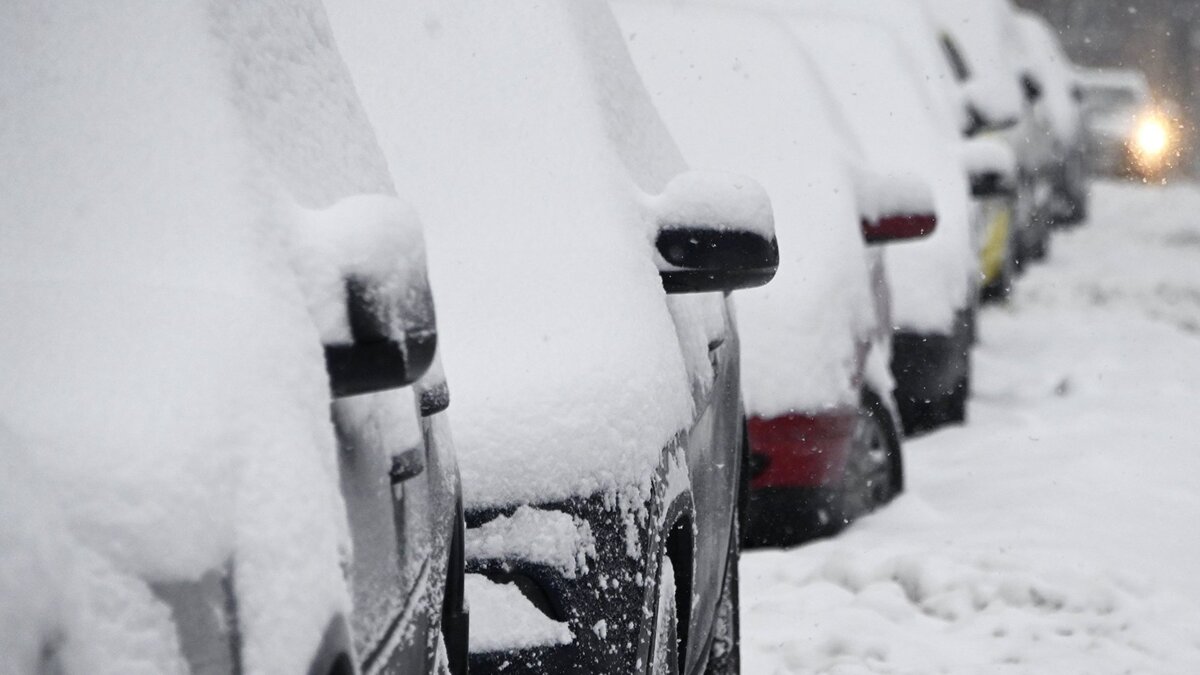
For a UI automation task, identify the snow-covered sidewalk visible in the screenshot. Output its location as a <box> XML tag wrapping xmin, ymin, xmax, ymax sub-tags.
<box><xmin>742</xmin><ymin>181</ymin><xmax>1200</xmax><ymax>674</ymax></box>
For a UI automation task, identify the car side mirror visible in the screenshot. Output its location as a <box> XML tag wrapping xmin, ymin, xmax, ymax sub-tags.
<box><xmin>961</xmin><ymin>136</ymin><xmax>1017</xmax><ymax>199</ymax></box>
<box><xmin>291</xmin><ymin>194</ymin><xmax>438</xmax><ymax>398</ymax></box>
<box><xmin>1021</xmin><ymin>72</ymin><xmax>1044</xmax><ymax>104</ymax></box>
<box><xmin>855</xmin><ymin>169</ymin><xmax>937</xmax><ymax>244</ymax></box>
<box><xmin>324</xmin><ymin>278</ymin><xmax>437</xmax><ymax>398</ymax></box>
<box><xmin>861</xmin><ymin>214</ymin><xmax>937</xmax><ymax>244</ymax></box>
<box><xmin>964</xmin><ymin>103</ymin><xmax>1020</xmax><ymax>137</ymax></box>
<box><xmin>651</xmin><ymin>171</ymin><xmax>779</xmax><ymax>294</ymax></box>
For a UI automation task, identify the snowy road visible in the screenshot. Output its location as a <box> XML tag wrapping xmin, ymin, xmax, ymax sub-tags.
<box><xmin>742</xmin><ymin>181</ymin><xmax>1200</xmax><ymax>674</ymax></box>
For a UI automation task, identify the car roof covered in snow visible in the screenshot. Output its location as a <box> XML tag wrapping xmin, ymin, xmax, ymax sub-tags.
<box><xmin>1013</xmin><ymin>10</ymin><xmax>1083</xmax><ymax>142</ymax></box>
<box><xmin>612</xmin><ymin>0</ymin><xmax>875</xmax><ymax>416</ymax></box>
<box><xmin>325</xmin><ymin>0</ymin><xmax>726</xmax><ymax>509</ymax></box>
<box><xmin>0</xmin><ymin>1</ymin><xmax>404</xmax><ymax>671</ymax></box>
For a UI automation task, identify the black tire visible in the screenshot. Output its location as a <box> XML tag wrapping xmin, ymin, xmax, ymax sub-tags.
<box><xmin>943</xmin><ymin>370</ymin><xmax>969</xmax><ymax>425</ymax></box>
<box><xmin>981</xmin><ymin>250</ymin><xmax>1015</xmax><ymax>303</ymax></box>
<box><xmin>705</xmin><ymin>507</ymin><xmax>740</xmax><ymax>675</ymax></box>
<box><xmin>839</xmin><ymin>390</ymin><xmax>903</xmax><ymax>524</ymax></box>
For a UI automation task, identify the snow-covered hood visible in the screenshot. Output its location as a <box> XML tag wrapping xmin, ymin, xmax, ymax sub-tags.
<box><xmin>1</xmin><ymin>1</ymin><xmax>402</xmax><ymax>671</ymax></box>
<box><xmin>326</xmin><ymin>0</ymin><xmax>723</xmax><ymax>509</ymax></box>
<box><xmin>613</xmin><ymin>1</ymin><xmax>876</xmax><ymax>417</ymax></box>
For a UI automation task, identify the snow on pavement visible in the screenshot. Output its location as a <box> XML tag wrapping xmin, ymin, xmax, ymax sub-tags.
<box><xmin>742</xmin><ymin>181</ymin><xmax>1200</xmax><ymax>674</ymax></box>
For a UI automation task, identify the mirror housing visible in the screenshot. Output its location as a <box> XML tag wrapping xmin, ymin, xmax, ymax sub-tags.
<box><xmin>861</xmin><ymin>213</ymin><xmax>937</xmax><ymax>244</ymax></box>
<box><xmin>961</xmin><ymin>136</ymin><xmax>1017</xmax><ymax>199</ymax></box>
<box><xmin>1020</xmin><ymin>72</ymin><xmax>1044</xmax><ymax>104</ymax></box>
<box><xmin>969</xmin><ymin>172</ymin><xmax>1016</xmax><ymax>199</ymax></box>
<box><xmin>964</xmin><ymin>102</ymin><xmax>1019</xmax><ymax>137</ymax></box>
<box><xmin>651</xmin><ymin>171</ymin><xmax>779</xmax><ymax>294</ymax></box>
<box><xmin>292</xmin><ymin>194</ymin><xmax>439</xmax><ymax>399</ymax></box>
<box><xmin>854</xmin><ymin>168</ymin><xmax>937</xmax><ymax>245</ymax></box>
<box><xmin>324</xmin><ymin>278</ymin><xmax>437</xmax><ymax>398</ymax></box>
<box><xmin>656</xmin><ymin>227</ymin><xmax>780</xmax><ymax>293</ymax></box>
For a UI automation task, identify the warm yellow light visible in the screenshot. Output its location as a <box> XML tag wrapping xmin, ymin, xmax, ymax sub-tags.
<box><xmin>1133</xmin><ymin>114</ymin><xmax>1169</xmax><ymax>159</ymax></box>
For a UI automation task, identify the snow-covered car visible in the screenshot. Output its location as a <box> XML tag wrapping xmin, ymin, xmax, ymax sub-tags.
<box><xmin>0</xmin><ymin>2</ymin><xmax>464</xmax><ymax>674</ymax></box>
<box><xmin>922</xmin><ymin>0</ymin><xmax>1056</xmax><ymax>265</ymax></box>
<box><xmin>613</xmin><ymin>1</ymin><xmax>936</xmax><ymax>546</ymax></box>
<box><xmin>786</xmin><ymin>0</ymin><xmax>1019</xmax><ymax>302</ymax></box>
<box><xmin>1013</xmin><ymin>9</ymin><xmax>1090</xmax><ymax>225</ymax></box>
<box><xmin>324</xmin><ymin>1</ymin><xmax>779</xmax><ymax>672</ymax></box>
<box><xmin>1076</xmin><ymin>68</ymin><xmax>1174</xmax><ymax>179</ymax></box>
<box><xmin>784</xmin><ymin>13</ymin><xmax>979</xmax><ymax>434</ymax></box>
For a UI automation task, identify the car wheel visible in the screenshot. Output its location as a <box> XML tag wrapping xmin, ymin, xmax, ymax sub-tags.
<box><xmin>648</xmin><ymin>554</ymin><xmax>680</xmax><ymax>675</ymax></box>
<box><xmin>982</xmin><ymin>248</ymin><xmax>1015</xmax><ymax>302</ymax></box>
<box><xmin>840</xmin><ymin>391</ymin><xmax>901</xmax><ymax>523</ymax></box>
<box><xmin>943</xmin><ymin>369</ymin><xmax>969</xmax><ymax>425</ymax></box>
<box><xmin>705</xmin><ymin>510</ymin><xmax>740</xmax><ymax>674</ymax></box>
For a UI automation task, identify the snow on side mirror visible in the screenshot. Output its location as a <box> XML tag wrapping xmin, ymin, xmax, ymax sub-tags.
<box><xmin>963</xmin><ymin>83</ymin><xmax>1021</xmax><ymax>137</ymax></box>
<box><xmin>291</xmin><ymin>194</ymin><xmax>437</xmax><ymax>398</ymax></box>
<box><xmin>855</xmin><ymin>169</ymin><xmax>937</xmax><ymax>245</ymax></box>
<box><xmin>961</xmin><ymin>136</ymin><xmax>1017</xmax><ymax>199</ymax></box>
<box><xmin>650</xmin><ymin>171</ymin><xmax>779</xmax><ymax>294</ymax></box>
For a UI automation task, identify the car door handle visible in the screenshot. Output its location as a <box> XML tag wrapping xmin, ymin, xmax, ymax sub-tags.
<box><xmin>390</xmin><ymin>446</ymin><xmax>425</xmax><ymax>485</ymax></box>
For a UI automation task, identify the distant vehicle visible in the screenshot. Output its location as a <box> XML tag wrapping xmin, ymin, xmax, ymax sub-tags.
<box><xmin>1077</xmin><ymin>68</ymin><xmax>1176</xmax><ymax>180</ymax></box>
<box><xmin>326</xmin><ymin>0</ymin><xmax>779</xmax><ymax>672</ymax></box>
<box><xmin>614</xmin><ymin>0</ymin><xmax>923</xmax><ymax>547</ymax></box>
<box><xmin>0</xmin><ymin>2</ymin><xmax>464</xmax><ymax>674</ymax></box>
<box><xmin>1013</xmin><ymin>10</ymin><xmax>1090</xmax><ymax>226</ymax></box>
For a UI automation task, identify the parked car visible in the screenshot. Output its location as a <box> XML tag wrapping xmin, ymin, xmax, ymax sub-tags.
<box><xmin>796</xmin><ymin>0</ymin><xmax>1019</xmax><ymax>302</ymax></box>
<box><xmin>1012</xmin><ymin>9</ymin><xmax>1090</xmax><ymax>226</ymax></box>
<box><xmin>1076</xmin><ymin>67</ymin><xmax>1175</xmax><ymax>180</ymax></box>
<box><xmin>326</xmin><ymin>0</ymin><xmax>779</xmax><ymax>672</ymax></box>
<box><xmin>784</xmin><ymin>12</ymin><xmax>979</xmax><ymax>435</ymax></box>
<box><xmin>922</xmin><ymin>0</ymin><xmax>1055</xmax><ymax>265</ymax></box>
<box><xmin>614</xmin><ymin>0</ymin><xmax>928</xmax><ymax>547</ymax></box>
<box><xmin>0</xmin><ymin>2</ymin><xmax>464</xmax><ymax>673</ymax></box>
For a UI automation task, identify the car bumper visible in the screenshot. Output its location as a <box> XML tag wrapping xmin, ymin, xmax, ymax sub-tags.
<box><xmin>891</xmin><ymin>316</ymin><xmax>971</xmax><ymax>431</ymax></box>
<box><xmin>743</xmin><ymin>485</ymin><xmax>840</xmax><ymax>547</ymax></box>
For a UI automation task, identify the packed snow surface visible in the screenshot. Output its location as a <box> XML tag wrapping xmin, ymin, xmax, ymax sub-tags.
<box><xmin>615</xmin><ymin>1</ymin><xmax>876</xmax><ymax>416</ymax></box>
<box><xmin>465</xmin><ymin>574</ymin><xmax>574</xmax><ymax>653</ymax></box>
<box><xmin>743</xmin><ymin>182</ymin><xmax>1200</xmax><ymax>673</ymax></box>
<box><xmin>789</xmin><ymin>15</ymin><xmax>976</xmax><ymax>333</ymax></box>
<box><xmin>327</xmin><ymin>0</ymin><xmax>722</xmax><ymax>508</ymax></box>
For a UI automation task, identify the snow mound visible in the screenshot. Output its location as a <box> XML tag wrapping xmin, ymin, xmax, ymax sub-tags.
<box><xmin>465</xmin><ymin>574</ymin><xmax>573</xmax><ymax>653</ymax></box>
<box><xmin>745</xmin><ymin>538</ymin><xmax>1200</xmax><ymax>674</ymax></box>
<box><xmin>467</xmin><ymin>506</ymin><xmax>597</xmax><ymax>579</ymax></box>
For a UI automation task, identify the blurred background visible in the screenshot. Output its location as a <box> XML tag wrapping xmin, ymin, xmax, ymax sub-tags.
<box><xmin>1017</xmin><ymin>0</ymin><xmax>1200</xmax><ymax>174</ymax></box>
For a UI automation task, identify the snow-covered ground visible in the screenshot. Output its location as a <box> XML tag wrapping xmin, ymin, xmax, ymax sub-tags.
<box><xmin>742</xmin><ymin>180</ymin><xmax>1200</xmax><ymax>674</ymax></box>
